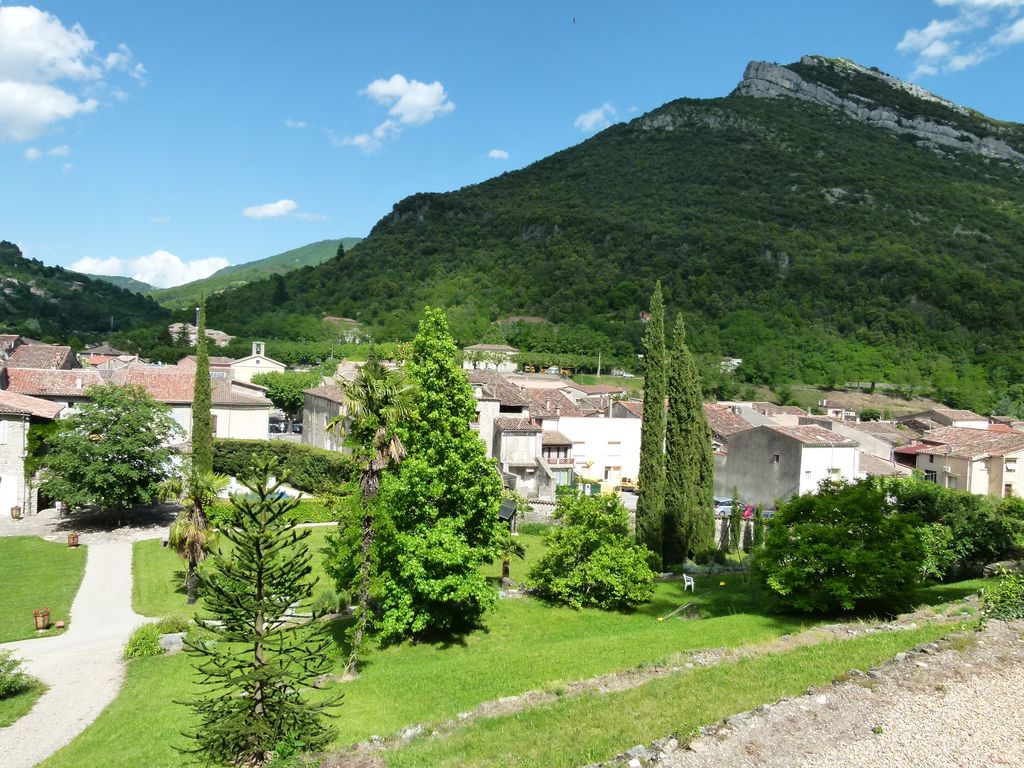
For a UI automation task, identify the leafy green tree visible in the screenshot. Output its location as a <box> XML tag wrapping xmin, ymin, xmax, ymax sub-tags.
<box><xmin>161</xmin><ymin>464</ymin><xmax>228</xmax><ymax>604</ymax></box>
<box><xmin>529</xmin><ymin>492</ymin><xmax>655</xmax><ymax>610</ymax></box>
<box><xmin>251</xmin><ymin>371</ymin><xmax>323</xmax><ymax>429</ymax></box>
<box><xmin>40</xmin><ymin>384</ymin><xmax>180</xmax><ymax>522</ymax></box>
<box><xmin>191</xmin><ymin>299</ymin><xmax>214</xmax><ymax>474</ymax></box>
<box><xmin>375</xmin><ymin>308</ymin><xmax>503</xmax><ymax>642</ymax></box>
<box><xmin>183</xmin><ymin>459</ymin><xmax>339</xmax><ymax>765</ymax></box>
<box><xmin>757</xmin><ymin>478</ymin><xmax>925</xmax><ymax>613</ymax></box>
<box><xmin>636</xmin><ymin>282</ymin><xmax>667</xmax><ymax>564</ymax></box>
<box><xmin>664</xmin><ymin>315</ymin><xmax>714</xmax><ymax>565</ymax></box>
<box><xmin>326</xmin><ymin>356</ymin><xmax>415</xmax><ymax>675</ymax></box>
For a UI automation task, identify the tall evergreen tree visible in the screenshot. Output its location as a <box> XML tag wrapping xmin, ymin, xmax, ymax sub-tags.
<box><xmin>664</xmin><ymin>314</ymin><xmax>715</xmax><ymax>564</ymax></box>
<box><xmin>375</xmin><ymin>308</ymin><xmax>503</xmax><ymax>641</ymax></box>
<box><xmin>184</xmin><ymin>459</ymin><xmax>339</xmax><ymax>765</ymax></box>
<box><xmin>191</xmin><ymin>298</ymin><xmax>213</xmax><ymax>474</ymax></box>
<box><xmin>636</xmin><ymin>282</ymin><xmax>667</xmax><ymax>565</ymax></box>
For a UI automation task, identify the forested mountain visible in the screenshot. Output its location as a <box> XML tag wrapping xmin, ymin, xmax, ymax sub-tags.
<box><xmin>150</xmin><ymin>238</ymin><xmax>361</xmax><ymax>308</ymax></box>
<box><xmin>85</xmin><ymin>274</ymin><xmax>157</xmax><ymax>293</ymax></box>
<box><xmin>0</xmin><ymin>241</ymin><xmax>169</xmax><ymax>342</ymax></box>
<box><xmin>207</xmin><ymin>56</ymin><xmax>1024</xmax><ymax>410</ymax></box>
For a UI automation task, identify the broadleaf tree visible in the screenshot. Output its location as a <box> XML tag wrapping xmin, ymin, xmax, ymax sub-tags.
<box><xmin>636</xmin><ymin>282</ymin><xmax>667</xmax><ymax>566</ymax></box>
<box><xmin>375</xmin><ymin>307</ymin><xmax>503</xmax><ymax>642</ymax></box>
<box><xmin>40</xmin><ymin>383</ymin><xmax>181</xmax><ymax>522</ymax></box>
<box><xmin>251</xmin><ymin>371</ymin><xmax>323</xmax><ymax>430</ymax></box>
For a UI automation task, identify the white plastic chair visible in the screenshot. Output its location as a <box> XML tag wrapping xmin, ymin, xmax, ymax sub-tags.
<box><xmin>683</xmin><ymin>574</ymin><xmax>695</xmax><ymax>592</ymax></box>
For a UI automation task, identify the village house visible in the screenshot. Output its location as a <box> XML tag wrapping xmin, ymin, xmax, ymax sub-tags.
<box><xmin>714</xmin><ymin>424</ymin><xmax>860</xmax><ymax>508</ymax></box>
<box><xmin>176</xmin><ymin>354</ymin><xmax>237</xmax><ymax>374</ymax></box>
<box><xmin>894</xmin><ymin>426</ymin><xmax>1024</xmax><ymax>497</ymax></box>
<box><xmin>898</xmin><ymin>408</ymin><xmax>989</xmax><ymax>431</ymax></box>
<box><xmin>0</xmin><ymin>390</ymin><xmax>63</xmax><ymax>516</ymax></box>
<box><xmin>230</xmin><ymin>342</ymin><xmax>286</xmax><ymax>383</ymax></box>
<box><xmin>704</xmin><ymin>403</ymin><xmax>754</xmax><ymax>452</ymax></box>
<box><xmin>167</xmin><ymin>322</ymin><xmax>235</xmax><ymax>348</ymax></box>
<box><xmin>301</xmin><ymin>384</ymin><xmax>347</xmax><ymax>452</ymax></box>
<box><xmin>4</xmin><ymin>343</ymin><xmax>80</xmax><ymax>370</ymax></box>
<box><xmin>817</xmin><ymin>399</ymin><xmax>859</xmax><ymax>422</ymax></box>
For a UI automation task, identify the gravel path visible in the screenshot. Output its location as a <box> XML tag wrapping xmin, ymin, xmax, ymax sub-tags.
<box><xmin>600</xmin><ymin>620</ymin><xmax>1024</xmax><ymax>768</ymax></box>
<box><xmin>0</xmin><ymin>541</ymin><xmax>148</xmax><ymax>768</ymax></box>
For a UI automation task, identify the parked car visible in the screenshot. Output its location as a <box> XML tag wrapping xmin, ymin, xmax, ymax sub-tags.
<box><xmin>291</xmin><ymin>423</ymin><xmax>303</xmax><ymax>435</ymax></box>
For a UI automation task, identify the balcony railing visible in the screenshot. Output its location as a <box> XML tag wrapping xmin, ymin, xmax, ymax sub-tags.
<box><xmin>544</xmin><ymin>457</ymin><xmax>574</xmax><ymax>465</ymax></box>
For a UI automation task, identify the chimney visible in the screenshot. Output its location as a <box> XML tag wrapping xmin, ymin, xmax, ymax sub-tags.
<box><xmin>545</xmin><ymin>398</ymin><xmax>551</xmax><ymax>410</ymax></box>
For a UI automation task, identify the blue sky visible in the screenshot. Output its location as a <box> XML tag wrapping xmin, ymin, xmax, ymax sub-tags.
<box><xmin>3</xmin><ymin>1</ymin><xmax>1024</xmax><ymax>287</ymax></box>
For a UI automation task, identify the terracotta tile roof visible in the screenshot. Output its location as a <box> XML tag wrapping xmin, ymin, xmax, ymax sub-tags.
<box><xmin>900</xmin><ymin>417</ymin><xmax>942</xmax><ymax>433</ymax></box>
<box><xmin>617</xmin><ymin>400</ymin><xmax>644</xmax><ymax>418</ymax></box>
<box><xmin>304</xmin><ymin>384</ymin><xmax>347</xmax><ymax>405</ymax></box>
<box><xmin>767</xmin><ymin>424</ymin><xmax>860</xmax><ymax>447</ymax></box>
<box><xmin>179</xmin><ymin>355</ymin><xmax>237</xmax><ymax>368</ymax></box>
<box><xmin>211</xmin><ymin>378</ymin><xmax>272</xmax><ymax>407</ymax></box>
<box><xmin>918</xmin><ymin>426</ymin><xmax>1024</xmax><ymax>459</ymax></box>
<box><xmin>467</xmin><ymin>370</ymin><xmax>530</xmax><ymax>408</ymax></box>
<box><xmin>0</xmin><ymin>389</ymin><xmax>64</xmax><ymax>419</ymax></box>
<box><xmin>5</xmin><ymin>368</ymin><xmax>104</xmax><ymax>396</ymax></box>
<box><xmin>541</xmin><ymin>430</ymin><xmax>572</xmax><ymax>446</ymax></box>
<box><xmin>858</xmin><ymin>452</ymin><xmax>912</xmax><ymax>477</ymax></box>
<box><xmin>84</xmin><ymin>344</ymin><xmax>128</xmax><ymax>356</ymax></box>
<box><xmin>704</xmin><ymin>404</ymin><xmax>753</xmax><ymax>438</ymax></box>
<box><xmin>932</xmin><ymin>408</ymin><xmax>986</xmax><ymax>421</ymax></box>
<box><xmin>518</xmin><ymin>387</ymin><xmax>585</xmax><ymax>418</ymax></box>
<box><xmin>5</xmin><ymin>344</ymin><xmax>79</xmax><ymax>370</ymax></box>
<box><xmin>751</xmin><ymin>402</ymin><xmax>808</xmax><ymax>417</ymax></box>
<box><xmin>0</xmin><ymin>334</ymin><xmax>19</xmax><ymax>350</ymax></box>
<box><xmin>494</xmin><ymin>417</ymin><xmax>541</xmax><ymax>433</ymax></box>
<box><xmin>113</xmin><ymin>366</ymin><xmax>195</xmax><ymax>402</ymax></box>
<box><xmin>565</xmin><ymin>383</ymin><xmax>627</xmax><ymax>395</ymax></box>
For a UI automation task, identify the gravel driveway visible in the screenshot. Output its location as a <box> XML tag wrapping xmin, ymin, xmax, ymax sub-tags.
<box><xmin>0</xmin><ymin>540</ymin><xmax>150</xmax><ymax>768</ymax></box>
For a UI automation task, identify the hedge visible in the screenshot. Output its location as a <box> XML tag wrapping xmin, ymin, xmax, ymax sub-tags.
<box><xmin>208</xmin><ymin>497</ymin><xmax>336</xmax><ymax>528</ymax></box>
<box><xmin>213</xmin><ymin>439</ymin><xmax>355</xmax><ymax>494</ymax></box>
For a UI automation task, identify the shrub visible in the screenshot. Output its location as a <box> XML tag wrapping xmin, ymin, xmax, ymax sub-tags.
<box><xmin>0</xmin><ymin>651</ymin><xmax>31</xmax><ymax>699</ymax></box>
<box><xmin>756</xmin><ymin>479</ymin><xmax>925</xmax><ymax>613</ymax></box>
<box><xmin>981</xmin><ymin>569</ymin><xmax>1024</xmax><ymax>621</ymax></box>
<box><xmin>528</xmin><ymin>492</ymin><xmax>655</xmax><ymax>610</ymax></box>
<box><xmin>123</xmin><ymin>623</ymin><xmax>163</xmax><ymax>660</ymax></box>
<box><xmin>693</xmin><ymin>547</ymin><xmax>727</xmax><ymax>567</ymax></box>
<box><xmin>213</xmin><ymin>439</ymin><xmax>356</xmax><ymax>494</ymax></box>
<box><xmin>311</xmin><ymin>588</ymin><xmax>348</xmax><ymax>616</ymax></box>
<box><xmin>155</xmin><ymin>615</ymin><xmax>190</xmax><ymax>634</ymax></box>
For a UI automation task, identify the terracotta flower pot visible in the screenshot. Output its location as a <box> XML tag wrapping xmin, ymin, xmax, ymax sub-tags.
<box><xmin>67</xmin><ymin>532</ymin><xmax>79</xmax><ymax>548</ymax></box>
<box><xmin>33</xmin><ymin>608</ymin><xmax>50</xmax><ymax>631</ymax></box>
<box><xmin>10</xmin><ymin>505</ymin><xmax>22</xmax><ymax>520</ymax></box>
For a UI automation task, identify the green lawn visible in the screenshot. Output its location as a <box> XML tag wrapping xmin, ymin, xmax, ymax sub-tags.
<box><xmin>132</xmin><ymin>527</ymin><xmax>335</xmax><ymax>617</ymax></box>
<box><xmin>385</xmin><ymin>622</ymin><xmax>956</xmax><ymax>768</ymax></box>
<box><xmin>0</xmin><ymin>537</ymin><xmax>87</xmax><ymax>642</ymax></box>
<box><xmin>0</xmin><ymin>680</ymin><xmax>46</xmax><ymax>728</ymax></box>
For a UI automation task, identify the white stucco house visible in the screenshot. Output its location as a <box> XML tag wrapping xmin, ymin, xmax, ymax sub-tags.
<box><xmin>0</xmin><ymin>390</ymin><xmax>63</xmax><ymax>516</ymax></box>
<box><xmin>231</xmin><ymin>342</ymin><xmax>286</xmax><ymax>383</ymax></box>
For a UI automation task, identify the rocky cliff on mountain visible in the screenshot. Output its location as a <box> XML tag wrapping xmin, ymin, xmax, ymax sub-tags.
<box><xmin>734</xmin><ymin>55</ymin><xmax>1024</xmax><ymax>167</ymax></box>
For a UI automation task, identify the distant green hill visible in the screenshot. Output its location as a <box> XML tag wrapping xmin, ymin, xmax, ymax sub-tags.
<box><xmin>205</xmin><ymin>56</ymin><xmax>1024</xmax><ymax>411</ymax></box>
<box><xmin>84</xmin><ymin>273</ymin><xmax>157</xmax><ymax>293</ymax></box>
<box><xmin>150</xmin><ymin>238</ymin><xmax>361</xmax><ymax>308</ymax></box>
<box><xmin>0</xmin><ymin>241</ymin><xmax>168</xmax><ymax>341</ymax></box>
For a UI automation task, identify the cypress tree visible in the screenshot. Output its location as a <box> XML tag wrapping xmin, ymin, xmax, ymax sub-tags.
<box><xmin>184</xmin><ymin>459</ymin><xmax>339</xmax><ymax>765</ymax></box>
<box><xmin>191</xmin><ymin>299</ymin><xmax>213</xmax><ymax>474</ymax></box>
<box><xmin>664</xmin><ymin>314</ymin><xmax>715</xmax><ymax>564</ymax></box>
<box><xmin>635</xmin><ymin>282</ymin><xmax>667</xmax><ymax>565</ymax></box>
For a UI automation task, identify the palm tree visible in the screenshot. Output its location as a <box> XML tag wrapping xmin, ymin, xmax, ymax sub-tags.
<box><xmin>497</xmin><ymin>528</ymin><xmax>527</xmax><ymax>582</ymax></box>
<box><xmin>163</xmin><ymin>466</ymin><xmax>229</xmax><ymax>605</ymax></box>
<box><xmin>327</xmin><ymin>358</ymin><xmax>416</xmax><ymax>674</ymax></box>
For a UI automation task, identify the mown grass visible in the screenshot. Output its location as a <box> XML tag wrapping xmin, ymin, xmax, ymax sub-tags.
<box><xmin>0</xmin><ymin>679</ymin><xmax>46</xmax><ymax>727</ymax></box>
<box><xmin>385</xmin><ymin>622</ymin><xmax>957</xmax><ymax>768</ymax></box>
<box><xmin>132</xmin><ymin>527</ymin><xmax>335</xmax><ymax>617</ymax></box>
<box><xmin>0</xmin><ymin>536</ymin><xmax>87</xmax><ymax>642</ymax></box>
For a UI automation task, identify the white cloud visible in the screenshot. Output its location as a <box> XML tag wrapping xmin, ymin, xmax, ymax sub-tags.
<box><xmin>71</xmin><ymin>251</ymin><xmax>229</xmax><ymax>289</ymax></box>
<box><xmin>0</xmin><ymin>6</ymin><xmax>143</xmax><ymax>141</ymax></box>
<box><xmin>898</xmin><ymin>1</ymin><xmax>1024</xmax><ymax>76</ymax></box>
<box><xmin>243</xmin><ymin>199</ymin><xmax>298</xmax><ymax>219</ymax></box>
<box><xmin>342</xmin><ymin>74</ymin><xmax>454</xmax><ymax>152</ymax></box>
<box><xmin>61</xmin><ymin>162</ymin><xmax>73</xmax><ymax>173</ymax></box>
<box><xmin>241</xmin><ymin>199</ymin><xmax>327</xmax><ymax>221</ymax></box>
<box><xmin>574</xmin><ymin>103</ymin><xmax>616</xmax><ymax>132</ymax></box>
<box><xmin>285</xmin><ymin>118</ymin><xmax>307</xmax><ymax>128</ymax></box>
<box><xmin>48</xmin><ymin>144</ymin><xmax>70</xmax><ymax>157</ymax></box>
<box><xmin>24</xmin><ymin>146</ymin><xmax>40</xmax><ymax>160</ymax></box>
<box><xmin>149</xmin><ymin>215</ymin><xmax>172</xmax><ymax>224</ymax></box>
<box><xmin>487</xmin><ymin>148</ymin><xmax>509</xmax><ymax>160</ymax></box>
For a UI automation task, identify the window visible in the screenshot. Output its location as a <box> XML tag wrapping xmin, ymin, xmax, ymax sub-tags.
<box><xmin>1007</xmin><ymin>459</ymin><xmax>1017</xmax><ymax>473</ymax></box>
<box><xmin>607</xmin><ymin>441</ymin><xmax>621</xmax><ymax>456</ymax></box>
<box><xmin>1005</xmin><ymin>484</ymin><xmax>1013</xmax><ymax>498</ymax></box>
<box><xmin>929</xmin><ymin>454</ymin><xmax>935</xmax><ymax>464</ymax></box>
<box><xmin>947</xmin><ymin>475</ymin><xmax>958</xmax><ymax>490</ymax></box>
<box><xmin>829</xmin><ymin>467</ymin><xmax>842</xmax><ymax>477</ymax></box>
<box><xmin>0</xmin><ymin>420</ymin><xmax>6</xmax><ymax>445</ymax></box>
<box><xmin>573</xmin><ymin>442</ymin><xmax>586</xmax><ymax>458</ymax></box>
<box><xmin>604</xmin><ymin>466</ymin><xmax>621</xmax><ymax>481</ymax></box>
<box><xmin>210</xmin><ymin>415</ymin><xmax>218</xmax><ymax>434</ymax></box>
<box><xmin>924</xmin><ymin>470</ymin><xmax>937</xmax><ymax>483</ymax></box>
<box><xmin>772</xmin><ymin>454</ymin><xmax>780</xmax><ymax>464</ymax></box>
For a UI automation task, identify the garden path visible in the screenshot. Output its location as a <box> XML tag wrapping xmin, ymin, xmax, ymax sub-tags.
<box><xmin>0</xmin><ymin>540</ymin><xmax>148</xmax><ymax>768</ymax></box>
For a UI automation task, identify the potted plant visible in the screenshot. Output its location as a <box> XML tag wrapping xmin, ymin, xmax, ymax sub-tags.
<box><xmin>33</xmin><ymin>607</ymin><xmax>50</xmax><ymax>630</ymax></box>
<box><xmin>67</xmin><ymin>532</ymin><xmax>79</xmax><ymax>548</ymax></box>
